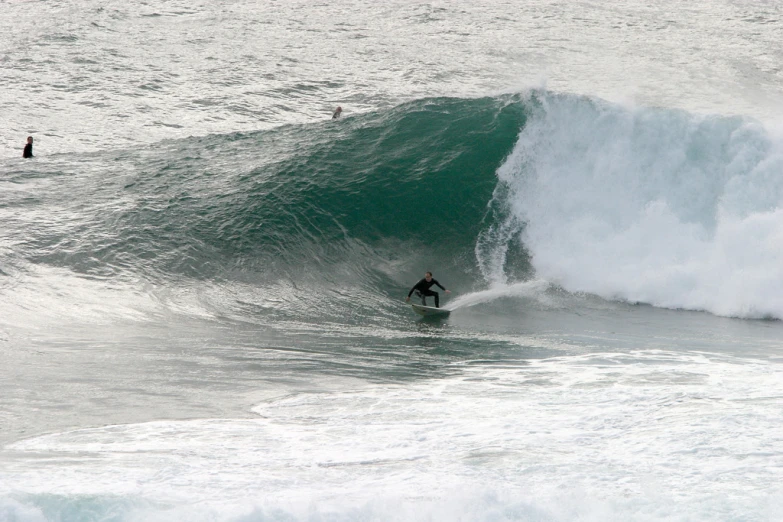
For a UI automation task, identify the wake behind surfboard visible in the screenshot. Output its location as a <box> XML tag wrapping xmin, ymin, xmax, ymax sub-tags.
<box><xmin>411</xmin><ymin>304</ymin><xmax>451</xmax><ymax>317</ymax></box>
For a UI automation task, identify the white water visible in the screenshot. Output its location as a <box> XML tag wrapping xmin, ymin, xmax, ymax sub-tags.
<box><xmin>3</xmin><ymin>350</ymin><xmax>782</xmax><ymax>521</ymax></box>
<box><xmin>481</xmin><ymin>92</ymin><xmax>783</xmax><ymax>319</ymax></box>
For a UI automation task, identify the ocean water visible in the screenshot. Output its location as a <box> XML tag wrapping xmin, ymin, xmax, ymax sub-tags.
<box><xmin>2</xmin><ymin>1</ymin><xmax>783</xmax><ymax>521</ymax></box>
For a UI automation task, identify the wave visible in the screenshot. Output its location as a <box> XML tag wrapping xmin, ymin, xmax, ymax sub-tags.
<box><xmin>4</xmin><ymin>90</ymin><xmax>783</xmax><ymax>320</ymax></box>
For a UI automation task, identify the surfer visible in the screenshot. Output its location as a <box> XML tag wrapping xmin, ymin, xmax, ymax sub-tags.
<box><xmin>406</xmin><ymin>272</ymin><xmax>450</xmax><ymax>308</ymax></box>
<box><xmin>332</xmin><ymin>106</ymin><xmax>342</xmax><ymax>119</ymax></box>
<box><xmin>22</xmin><ymin>136</ymin><xmax>33</xmax><ymax>158</ymax></box>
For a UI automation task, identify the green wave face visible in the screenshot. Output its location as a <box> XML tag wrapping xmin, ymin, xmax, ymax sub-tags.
<box><xmin>206</xmin><ymin>95</ymin><xmax>528</xmax><ymax>269</ymax></box>
<box><xmin>63</xmin><ymin>96</ymin><xmax>525</xmax><ymax>281</ymax></box>
<box><xmin>10</xmin><ymin>95</ymin><xmax>527</xmax><ymax>318</ymax></box>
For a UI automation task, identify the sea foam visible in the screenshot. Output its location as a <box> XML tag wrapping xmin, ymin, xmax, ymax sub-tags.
<box><xmin>479</xmin><ymin>92</ymin><xmax>783</xmax><ymax>319</ymax></box>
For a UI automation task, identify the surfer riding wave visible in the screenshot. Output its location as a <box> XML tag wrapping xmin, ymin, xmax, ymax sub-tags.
<box><xmin>406</xmin><ymin>272</ymin><xmax>450</xmax><ymax>308</ymax></box>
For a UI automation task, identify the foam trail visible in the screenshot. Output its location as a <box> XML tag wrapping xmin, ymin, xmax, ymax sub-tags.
<box><xmin>447</xmin><ymin>279</ymin><xmax>550</xmax><ymax>310</ymax></box>
<box><xmin>479</xmin><ymin>92</ymin><xmax>783</xmax><ymax>319</ymax></box>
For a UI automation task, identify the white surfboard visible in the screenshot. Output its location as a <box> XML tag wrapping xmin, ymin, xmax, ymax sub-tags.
<box><xmin>411</xmin><ymin>303</ymin><xmax>451</xmax><ymax>317</ymax></box>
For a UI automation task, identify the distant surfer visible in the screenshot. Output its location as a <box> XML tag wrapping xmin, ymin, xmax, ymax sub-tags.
<box><xmin>22</xmin><ymin>136</ymin><xmax>33</xmax><ymax>158</ymax></box>
<box><xmin>406</xmin><ymin>272</ymin><xmax>450</xmax><ymax>308</ymax></box>
<box><xmin>332</xmin><ymin>106</ymin><xmax>342</xmax><ymax>119</ymax></box>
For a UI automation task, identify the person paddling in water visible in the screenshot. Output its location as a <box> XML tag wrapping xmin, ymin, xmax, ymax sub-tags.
<box><xmin>406</xmin><ymin>272</ymin><xmax>450</xmax><ymax>308</ymax></box>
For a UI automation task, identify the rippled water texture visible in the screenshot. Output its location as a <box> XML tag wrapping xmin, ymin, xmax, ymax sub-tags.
<box><xmin>2</xmin><ymin>0</ymin><xmax>783</xmax><ymax>155</ymax></box>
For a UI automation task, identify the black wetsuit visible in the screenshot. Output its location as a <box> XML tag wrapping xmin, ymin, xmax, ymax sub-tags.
<box><xmin>407</xmin><ymin>278</ymin><xmax>446</xmax><ymax>307</ymax></box>
<box><xmin>22</xmin><ymin>143</ymin><xmax>33</xmax><ymax>158</ymax></box>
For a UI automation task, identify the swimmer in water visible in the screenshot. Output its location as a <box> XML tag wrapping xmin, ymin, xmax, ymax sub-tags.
<box><xmin>22</xmin><ymin>136</ymin><xmax>33</xmax><ymax>158</ymax></box>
